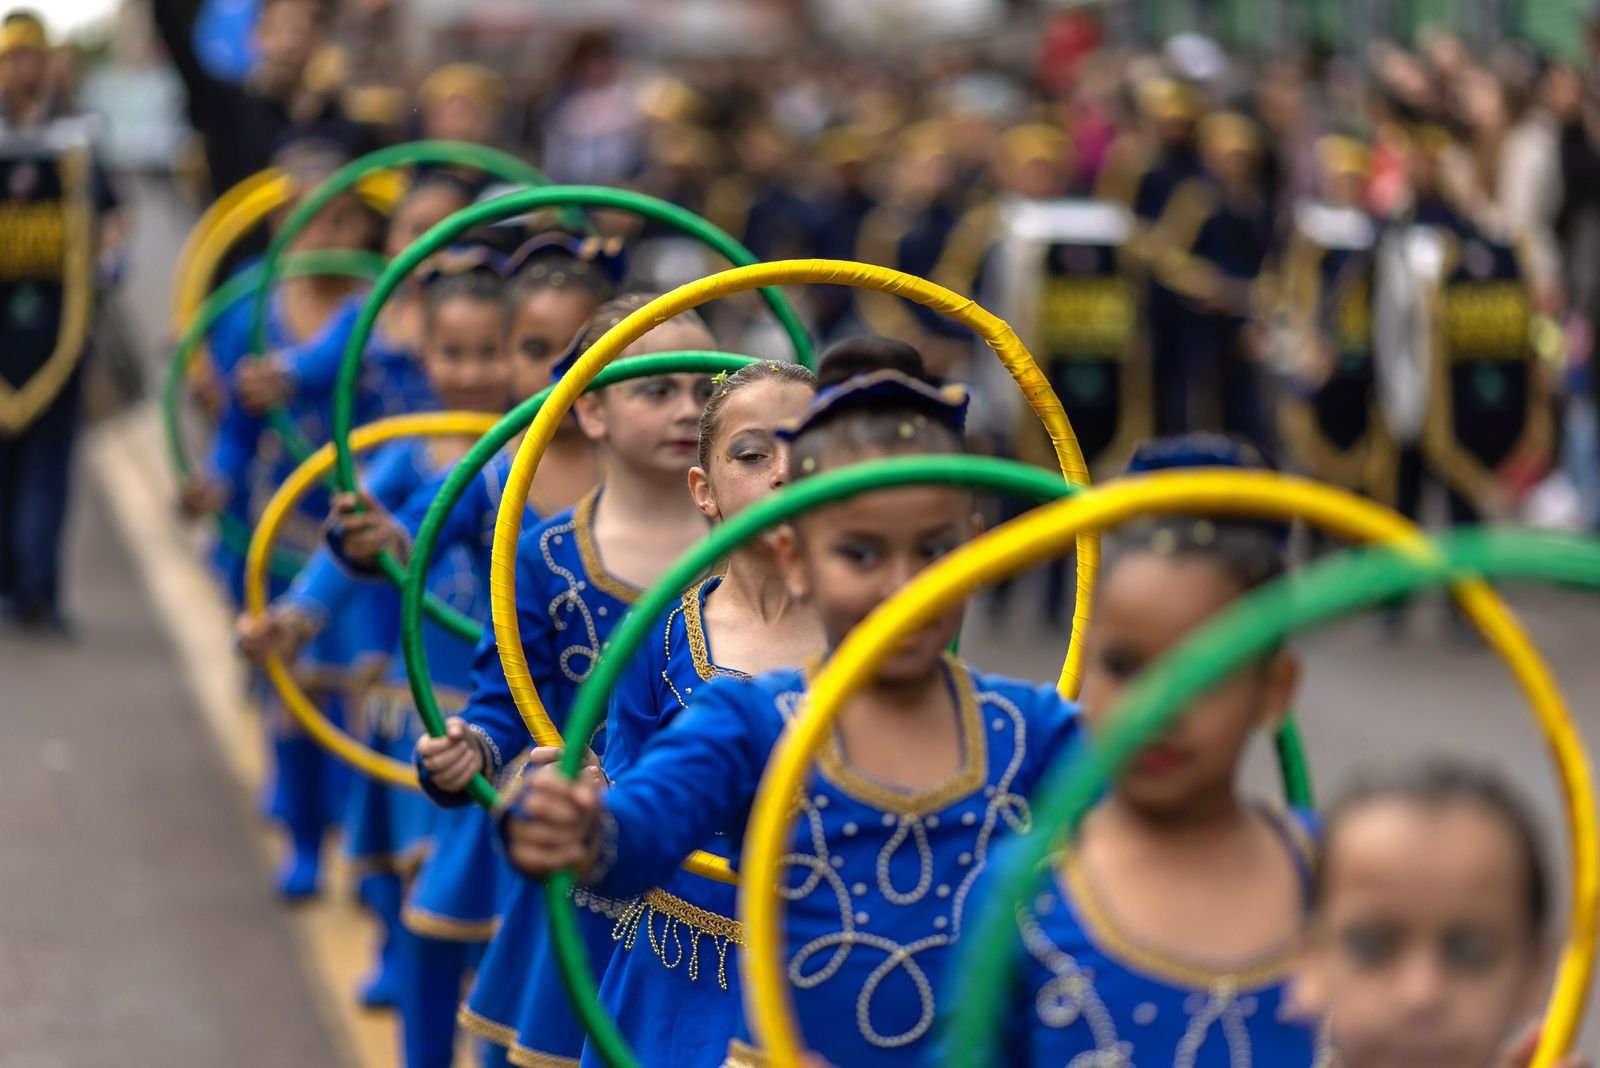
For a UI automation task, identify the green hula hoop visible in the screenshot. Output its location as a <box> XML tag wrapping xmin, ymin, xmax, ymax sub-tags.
<box><xmin>247</xmin><ymin>140</ymin><xmax>569</xmax><ymax>463</ymax></box>
<box><xmin>402</xmin><ymin>351</ymin><xmax>763</xmax><ymax>797</ymax></box>
<box><xmin>164</xmin><ymin>248</ymin><xmax>385</xmax><ymax>580</ymax></box>
<box><xmin>341</xmin><ymin>185</ymin><xmax>816</xmax><ymax>638</ymax></box>
<box><xmin>948</xmin><ymin>527</ymin><xmax>1600</xmax><ymax>1067</ymax></box>
<box><xmin>544</xmin><ymin>454</ymin><xmax>1314</xmax><ymax>1068</ymax></box>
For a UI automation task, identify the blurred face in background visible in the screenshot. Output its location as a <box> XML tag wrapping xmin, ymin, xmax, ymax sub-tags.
<box><xmin>426</xmin><ymin>94</ymin><xmax>497</xmax><ymax>145</ymax></box>
<box><xmin>255</xmin><ymin>0</ymin><xmax>325</xmax><ymax>83</ymax></box>
<box><xmin>0</xmin><ymin>45</ymin><xmax>46</xmax><ymax>106</ymax></box>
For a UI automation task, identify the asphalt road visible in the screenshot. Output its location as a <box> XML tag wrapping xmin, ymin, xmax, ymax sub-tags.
<box><xmin>0</xmin><ymin>173</ymin><xmax>1595</xmax><ymax>1065</ymax></box>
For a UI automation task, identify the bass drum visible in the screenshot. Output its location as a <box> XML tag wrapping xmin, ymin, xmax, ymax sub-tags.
<box><xmin>1372</xmin><ymin>224</ymin><xmax>1443</xmax><ymax>445</ymax></box>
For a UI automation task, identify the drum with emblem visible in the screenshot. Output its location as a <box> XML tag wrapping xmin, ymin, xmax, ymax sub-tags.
<box><xmin>1423</xmin><ymin>223</ymin><xmax>1552</xmax><ymax>515</ymax></box>
<box><xmin>0</xmin><ymin>117</ymin><xmax>95</xmax><ymax>437</ymax></box>
<box><xmin>993</xmin><ymin>198</ymin><xmax>1145</xmax><ymax>475</ymax></box>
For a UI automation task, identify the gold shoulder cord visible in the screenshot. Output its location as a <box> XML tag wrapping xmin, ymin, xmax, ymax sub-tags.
<box><xmin>0</xmin><ymin>145</ymin><xmax>93</xmax><ymax>435</ymax></box>
<box><xmin>1146</xmin><ymin>176</ymin><xmax>1224</xmax><ymax>304</ymax></box>
<box><xmin>853</xmin><ymin>202</ymin><xmax>924</xmax><ymax>340</ymax></box>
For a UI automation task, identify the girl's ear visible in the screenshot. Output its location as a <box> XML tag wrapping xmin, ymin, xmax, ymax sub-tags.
<box><xmin>773</xmin><ymin>524</ymin><xmax>809</xmax><ymax>602</ymax></box>
<box><xmin>688</xmin><ymin>466</ymin><xmax>719</xmax><ymax>522</ymax></box>
<box><xmin>1260</xmin><ymin>649</ymin><xmax>1301</xmax><ymax>732</ymax></box>
<box><xmin>573</xmin><ymin>392</ymin><xmax>608</xmax><ymax>444</ymax></box>
<box><xmin>1284</xmin><ymin>930</ymin><xmax>1331</xmax><ymax>1023</ymax></box>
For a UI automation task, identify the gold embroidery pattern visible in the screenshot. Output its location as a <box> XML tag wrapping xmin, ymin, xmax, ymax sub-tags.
<box><xmin>681</xmin><ymin>576</ymin><xmax>719</xmax><ymax>682</ymax></box>
<box><xmin>604</xmin><ymin>577</ymin><xmax>749</xmax><ymax>989</ymax></box>
<box><xmin>812</xmin><ymin>654</ymin><xmax>987</xmax><ymax>817</ymax></box>
<box><xmin>573</xmin><ymin>489</ymin><xmax>643</xmax><ymax>605</ymax></box>
<box><xmin>609</xmin><ymin>888</ymin><xmax>745</xmax><ymax>991</ymax></box>
<box><xmin>774</xmin><ymin>677</ymin><xmax>1034</xmax><ymax>1051</ymax></box>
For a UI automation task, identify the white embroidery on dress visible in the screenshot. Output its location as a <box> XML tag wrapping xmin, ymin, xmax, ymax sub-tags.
<box><xmin>775</xmin><ymin>686</ymin><xmax>1032</xmax><ymax>1051</ymax></box>
<box><xmin>540</xmin><ymin>517</ymin><xmax>602</xmax><ymax>684</ymax></box>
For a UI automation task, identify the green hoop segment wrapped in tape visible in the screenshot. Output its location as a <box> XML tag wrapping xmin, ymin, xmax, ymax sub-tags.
<box><xmin>536</xmin><ymin>454</ymin><xmax>1314</xmax><ymax>1068</ymax></box>
<box><xmin>163</xmin><ymin>248</ymin><xmax>384</xmax><ymax>578</ymax></box>
<box><xmin>338</xmin><ymin>184</ymin><xmax>817</xmax><ymax>637</ymax></box>
<box><xmin>948</xmin><ymin>527</ymin><xmax>1600</xmax><ymax>1068</ymax></box>
<box><xmin>247</xmin><ymin>140</ymin><xmax>571</xmax><ymax>462</ymax></box>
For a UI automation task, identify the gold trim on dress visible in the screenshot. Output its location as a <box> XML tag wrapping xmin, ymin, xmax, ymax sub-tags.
<box><xmin>681</xmin><ymin>576</ymin><xmax>718</xmax><ymax>682</ymax></box>
<box><xmin>574</xmin><ymin>489</ymin><xmax>642</xmax><ymax>605</ymax></box>
<box><xmin>457</xmin><ymin>1005</ymin><xmax>519</xmax><ymax>1049</ymax></box>
<box><xmin>1056</xmin><ymin>807</ymin><xmax>1314</xmax><ymax>990</ymax></box>
<box><xmin>0</xmin><ymin>146</ymin><xmax>94</xmax><ymax>436</ymax></box>
<box><xmin>723</xmin><ymin>1038</ymin><xmax>769</xmax><ymax>1067</ymax></box>
<box><xmin>507</xmin><ymin>1048</ymin><xmax>581</xmax><ymax>1068</ymax></box>
<box><xmin>459</xmin><ymin>1007</ymin><xmax>582</xmax><ymax>1067</ymax></box>
<box><xmin>812</xmin><ymin>653</ymin><xmax>987</xmax><ymax>817</ymax></box>
<box><xmin>640</xmin><ymin>887</ymin><xmax>742</xmax><ymax>944</ymax></box>
<box><xmin>610</xmin><ymin>887</ymin><xmax>744</xmax><ymax>990</ymax></box>
<box><xmin>346</xmin><ymin>839</ymin><xmax>430</xmax><ymax>878</ymax></box>
<box><xmin>401</xmin><ymin>903</ymin><xmax>499</xmax><ymax>943</ymax></box>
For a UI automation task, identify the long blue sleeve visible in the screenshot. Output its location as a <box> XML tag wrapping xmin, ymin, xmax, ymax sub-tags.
<box><xmin>206</xmin><ymin>395</ymin><xmax>262</xmax><ymax>496</ymax></box>
<box><xmin>418</xmin><ymin>523</ymin><xmax>554</xmax><ymax>808</ymax></box>
<box><xmin>281</xmin><ymin>295</ymin><xmax>364</xmax><ymax>398</ymax></box>
<box><xmin>588</xmin><ymin>675</ymin><xmax>780</xmax><ymax>899</ymax></box>
<box><xmin>278</xmin><ymin>440</ymin><xmax>427</xmax><ymax>622</ymax></box>
<box><xmin>597</xmin><ymin>627</ymin><xmax>665</xmax><ymax>782</ymax></box>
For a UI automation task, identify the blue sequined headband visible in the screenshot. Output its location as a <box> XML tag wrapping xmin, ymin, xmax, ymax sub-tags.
<box><xmin>773</xmin><ymin>369</ymin><xmax>970</xmax><ymax>442</ymax></box>
<box><xmin>1124</xmin><ymin>432</ymin><xmax>1268</xmax><ymax>475</ymax></box>
<box><xmin>505</xmin><ymin>231</ymin><xmax>629</xmax><ymax>287</ymax></box>
<box><xmin>1123</xmin><ymin>433</ymin><xmax>1288</xmax><ymax>545</ymax></box>
<box><xmin>418</xmin><ymin>244</ymin><xmax>509</xmax><ymax>288</ymax></box>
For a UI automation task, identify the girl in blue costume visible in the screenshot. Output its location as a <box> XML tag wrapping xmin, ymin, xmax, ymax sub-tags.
<box><xmin>581</xmin><ymin>358</ymin><xmax>823</xmax><ymax>1067</ymax></box>
<box><xmin>415</xmin><ymin>293</ymin><xmax>722</xmax><ymax>1068</ymax></box>
<box><xmin>1296</xmin><ymin>761</ymin><xmax>1591</xmax><ymax>1068</ymax></box>
<box><xmin>291</xmin><ymin>171</ymin><xmax>475</xmax><ymax>423</ymax></box>
<box><xmin>322</xmin><ymin>235</ymin><xmax>618</xmax><ymax>1067</ymax></box>
<box><xmin>181</xmin><ymin>138</ymin><xmax>379</xmax><ymax>899</ymax></box>
<box><xmin>948</xmin><ymin>436</ymin><xmax>1322</xmax><ymax>1066</ymax></box>
<box><xmin>504</xmin><ymin>341</ymin><xmax>1085</xmax><ymax>1068</ymax></box>
<box><xmin>238</xmin><ymin>254</ymin><xmax>510</xmax><ymax>1030</ymax></box>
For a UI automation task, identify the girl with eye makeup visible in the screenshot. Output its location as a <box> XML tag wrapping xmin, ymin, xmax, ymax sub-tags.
<box><xmin>1295</xmin><ymin>761</ymin><xmax>1590</xmax><ymax>1068</ymax></box>
<box><xmin>564</xmin><ymin>359</ymin><xmax>823</xmax><ymax>1067</ymax></box>
<box><xmin>503</xmin><ymin>339</ymin><xmax>1086</xmax><ymax>1068</ymax></box>
<box><xmin>948</xmin><ymin>435</ymin><xmax>1325</xmax><ymax>1067</ymax></box>
<box><xmin>413</xmin><ymin>293</ymin><xmax>723</xmax><ymax>1068</ymax></box>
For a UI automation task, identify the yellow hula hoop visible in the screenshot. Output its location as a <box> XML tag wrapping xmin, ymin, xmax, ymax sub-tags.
<box><xmin>244</xmin><ymin>411</ymin><xmax>502</xmax><ymax>790</ymax></box>
<box><xmin>739</xmin><ymin>470</ymin><xmax>1595</xmax><ymax>1068</ymax></box>
<box><xmin>491</xmin><ymin>258</ymin><xmax>1095</xmax><ymax>749</ymax></box>
<box><xmin>171</xmin><ymin>168</ymin><xmax>288</xmax><ymax>333</ymax></box>
<box><xmin>171</xmin><ymin>169</ymin><xmax>405</xmax><ymax>381</ymax></box>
